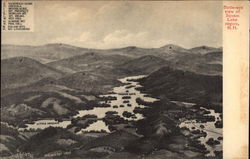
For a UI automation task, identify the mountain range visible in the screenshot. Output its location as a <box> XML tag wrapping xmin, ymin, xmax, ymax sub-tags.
<box><xmin>2</xmin><ymin>43</ymin><xmax>222</xmax><ymax>61</ymax></box>
<box><xmin>1</xmin><ymin>43</ymin><xmax>223</xmax><ymax>158</ymax></box>
<box><xmin>1</xmin><ymin>43</ymin><xmax>222</xmax><ymax>94</ymax></box>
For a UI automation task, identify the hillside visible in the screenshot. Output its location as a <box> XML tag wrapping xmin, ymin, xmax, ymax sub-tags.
<box><xmin>118</xmin><ymin>55</ymin><xmax>170</xmax><ymax>74</ymax></box>
<box><xmin>57</xmin><ymin>71</ymin><xmax>122</xmax><ymax>94</ymax></box>
<box><xmin>2</xmin><ymin>43</ymin><xmax>222</xmax><ymax>62</ymax></box>
<box><xmin>1</xmin><ymin>93</ymin><xmax>82</xmax><ymax>127</ymax></box>
<box><xmin>0</xmin><ymin>123</ymin><xmax>28</xmax><ymax>157</ymax></box>
<box><xmin>1</xmin><ymin>44</ymin><xmax>96</xmax><ymax>63</ymax></box>
<box><xmin>138</xmin><ymin>67</ymin><xmax>222</xmax><ymax>106</ymax></box>
<box><xmin>159</xmin><ymin>44</ymin><xmax>191</xmax><ymax>53</ymax></box>
<box><xmin>109</xmin><ymin>44</ymin><xmax>222</xmax><ymax>76</ymax></box>
<box><xmin>0</xmin><ymin>81</ymin><xmax>98</xmax><ymax>127</ymax></box>
<box><xmin>1</xmin><ymin>57</ymin><xmax>64</xmax><ymax>89</ymax></box>
<box><xmin>47</xmin><ymin>52</ymin><xmax>132</xmax><ymax>74</ymax></box>
<box><xmin>169</xmin><ymin>52</ymin><xmax>222</xmax><ymax>76</ymax></box>
<box><xmin>189</xmin><ymin>46</ymin><xmax>222</xmax><ymax>54</ymax></box>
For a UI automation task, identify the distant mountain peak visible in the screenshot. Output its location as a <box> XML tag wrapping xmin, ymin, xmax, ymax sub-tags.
<box><xmin>159</xmin><ymin>44</ymin><xmax>189</xmax><ymax>53</ymax></box>
<box><xmin>160</xmin><ymin>44</ymin><xmax>181</xmax><ymax>49</ymax></box>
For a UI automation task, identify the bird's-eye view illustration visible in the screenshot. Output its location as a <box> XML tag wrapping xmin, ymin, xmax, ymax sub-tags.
<box><xmin>1</xmin><ymin>1</ymin><xmax>222</xmax><ymax>159</ymax></box>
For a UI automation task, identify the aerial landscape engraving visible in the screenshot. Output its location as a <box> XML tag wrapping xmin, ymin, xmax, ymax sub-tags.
<box><xmin>1</xmin><ymin>1</ymin><xmax>223</xmax><ymax>159</ymax></box>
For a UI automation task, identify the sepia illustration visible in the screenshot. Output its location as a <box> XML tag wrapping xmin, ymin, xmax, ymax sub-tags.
<box><xmin>1</xmin><ymin>1</ymin><xmax>224</xmax><ymax>159</ymax></box>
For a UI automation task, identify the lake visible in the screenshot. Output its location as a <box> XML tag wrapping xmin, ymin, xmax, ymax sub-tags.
<box><xmin>179</xmin><ymin>107</ymin><xmax>222</xmax><ymax>157</ymax></box>
<box><xmin>20</xmin><ymin>75</ymin><xmax>158</xmax><ymax>132</ymax></box>
<box><xmin>18</xmin><ymin>75</ymin><xmax>222</xmax><ymax>156</ymax></box>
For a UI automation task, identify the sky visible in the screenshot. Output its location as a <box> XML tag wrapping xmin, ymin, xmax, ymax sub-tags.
<box><xmin>2</xmin><ymin>1</ymin><xmax>223</xmax><ymax>49</ymax></box>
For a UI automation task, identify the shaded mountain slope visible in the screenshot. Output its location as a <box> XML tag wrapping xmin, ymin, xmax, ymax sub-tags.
<box><xmin>118</xmin><ymin>55</ymin><xmax>170</xmax><ymax>74</ymax></box>
<box><xmin>139</xmin><ymin>67</ymin><xmax>222</xmax><ymax>105</ymax></box>
<box><xmin>111</xmin><ymin>45</ymin><xmax>222</xmax><ymax>76</ymax></box>
<box><xmin>1</xmin><ymin>85</ymin><xmax>92</xmax><ymax>127</ymax></box>
<box><xmin>170</xmin><ymin>52</ymin><xmax>222</xmax><ymax>75</ymax></box>
<box><xmin>57</xmin><ymin>71</ymin><xmax>122</xmax><ymax>94</ymax></box>
<box><xmin>1</xmin><ymin>57</ymin><xmax>64</xmax><ymax>89</ymax></box>
<box><xmin>47</xmin><ymin>52</ymin><xmax>132</xmax><ymax>74</ymax></box>
<box><xmin>189</xmin><ymin>46</ymin><xmax>222</xmax><ymax>54</ymax></box>
<box><xmin>1</xmin><ymin>43</ymin><xmax>95</xmax><ymax>63</ymax></box>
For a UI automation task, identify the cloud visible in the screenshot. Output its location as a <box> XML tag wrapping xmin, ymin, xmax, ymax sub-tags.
<box><xmin>96</xmin><ymin>2</ymin><xmax>136</xmax><ymax>20</ymax></box>
<box><xmin>79</xmin><ymin>32</ymin><xmax>93</xmax><ymax>42</ymax></box>
<box><xmin>48</xmin><ymin>29</ymin><xmax>172</xmax><ymax>49</ymax></box>
<box><xmin>3</xmin><ymin>1</ymin><xmax>222</xmax><ymax>48</ymax></box>
<box><xmin>49</xmin><ymin>36</ymin><xmax>77</xmax><ymax>44</ymax></box>
<box><xmin>103</xmin><ymin>30</ymin><xmax>173</xmax><ymax>48</ymax></box>
<box><xmin>103</xmin><ymin>30</ymin><xmax>147</xmax><ymax>47</ymax></box>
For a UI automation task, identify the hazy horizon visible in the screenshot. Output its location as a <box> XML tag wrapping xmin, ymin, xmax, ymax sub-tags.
<box><xmin>2</xmin><ymin>1</ymin><xmax>222</xmax><ymax>49</ymax></box>
<box><xmin>1</xmin><ymin>42</ymin><xmax>222</xmax><ymax>50</ymax></box>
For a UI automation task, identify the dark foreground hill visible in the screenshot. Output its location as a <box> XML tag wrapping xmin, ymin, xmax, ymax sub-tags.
<box><xmin>138</xmin><ymin>67</ymin><xmax>222</xmax><ymax>107</ymax></box>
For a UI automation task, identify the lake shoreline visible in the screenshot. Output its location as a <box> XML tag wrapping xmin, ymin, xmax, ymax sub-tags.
<box><xmin>5</xmin><ymin>75</ymin><xmax>222</xmax><ymax>159</ymax></box>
